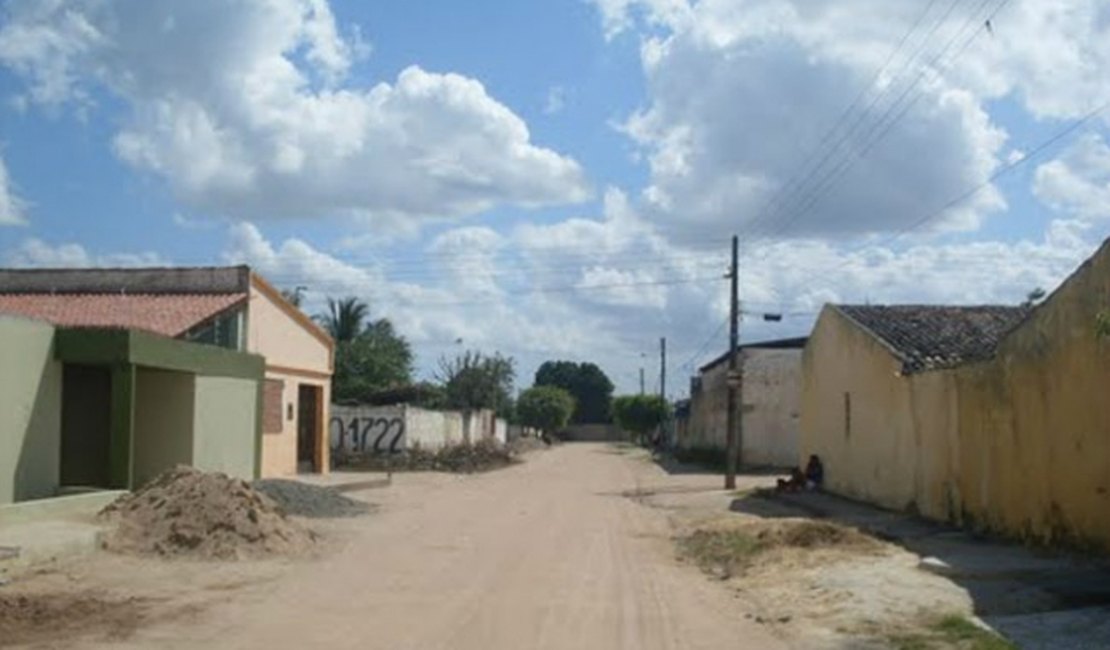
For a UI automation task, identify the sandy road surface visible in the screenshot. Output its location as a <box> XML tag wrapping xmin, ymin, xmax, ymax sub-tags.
<box><xmin>79</xmin><ymin>443</ymin><xmax>787</xmax><ymax>650</ymax></box>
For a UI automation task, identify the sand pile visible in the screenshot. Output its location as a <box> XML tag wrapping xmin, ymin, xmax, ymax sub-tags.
<box><xmin>98</xmin><ymin>466</ymin><xmax>316</xmax><ymax>560</ymax></box>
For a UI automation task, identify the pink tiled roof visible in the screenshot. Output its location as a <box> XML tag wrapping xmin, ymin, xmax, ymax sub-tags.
<box><xmin>0</xmin><ymin>293</ymin><xmax>247</xmax><ymax>337</ymax></box>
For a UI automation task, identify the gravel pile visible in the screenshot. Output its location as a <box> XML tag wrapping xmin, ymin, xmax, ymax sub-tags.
<box><xmin>341</xmin><ymin>439</ymin><xmax>519</xmax><ymax>474</ymax></box>
<box><xmin>253</xmin><ymin>479</ymin><xmax>373</xmax><ymax>519</ymax></box>
<box><xmin>98</xmin><ymin>466</ymin><xmax>317</xmax><ymax>560</ymax></box>
<box><xmin>508</xmin><ymin>436</ymin><xmax>550</xmax><ymax>454</ymax></box>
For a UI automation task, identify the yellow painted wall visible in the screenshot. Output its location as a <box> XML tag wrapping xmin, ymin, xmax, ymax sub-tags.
<box><xmin>803</xmin><ymin>242</ymin><xmax>1110</xmax><ymax>550</ymax></box>
<box><xmin>246</xmin><ymin>284</ymin><xmax>331</xmax><ymax>371</ymax></box>
<box><xmin>260</xmin><ymin>371</ymin><xmax>330</xmax><ymax>477</ymax></box>
<box><xmin>0</xmin><ymin>317</ymin><xmax>62</xmax><ymax>504</ymax></box>
<box><xmin>800</xmin><ymin>308</ymin><xmax>939</xmax><ymax>512</ymax></box>
<box><xmin>247</xmin><ymin>280</ymin><xmax>333</xmax><ymax>477</ymax></box>
<box><xmin>953</xmin><ymin>245</ymin><xmax>1110</xmax><ymax>549</ymax></box>
<box><xmin>193</xmin><ymin>376</ymin><xmax>258</xmax><ymax>480</ymax></box>
<box><xmin>132</xmin><ymin>368</ymin><xmax>195</xmax><ymax>487</ymax></box>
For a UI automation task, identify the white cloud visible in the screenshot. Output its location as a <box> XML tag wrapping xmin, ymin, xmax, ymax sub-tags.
<box><xmin>586</xmin><ymin>0</ymin><xmax>1110</xmax><ymax>246</ymax></box>
<box><xmin>5</xmin><ymin>238</ymin><xmax>165</xmax><ymax>267</ymax></box>
<box><xmin>0</xmin><ymin>0</ymin><xmax>590</xmax><ymax>226</ymax></box>
<box><xmin>1033</xmin><ymin>133</ymin><xmax>1110</xmax><ymax>222</ymax></box>
<box><xmin>0</xmin><ymin>155</ymin><xmax>27</xmax><ymax>226</ymax></box>
<box><xmin>171</xmin><ymin>213</ymin><xmax>215</xmax><ymax>230</ymax></box>
<box><xmin>544</xmin><ymin>86</ymin><xmax>566</xmax><ymax>115</ymax></box>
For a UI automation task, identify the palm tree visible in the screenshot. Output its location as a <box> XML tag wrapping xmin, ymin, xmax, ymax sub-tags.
<box><xmin>317</xmin><ymin>296</ymin><xmax>369</xmax><ymax>343</ymax></box>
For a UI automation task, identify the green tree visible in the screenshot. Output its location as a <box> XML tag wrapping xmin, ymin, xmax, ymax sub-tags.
<box><xmin>331</xmin><ymin>317</ymin><xmax>414</xmax><ymax>403</ymax></box>
<box><xmin>534</xmin><ymin>360</ymin><xmax>614</xmax><ymax>424</ymax></box>
<box><xmin>516</xmin><ymin>386</ymin><xmax>576</xmax><ymax>436</ymax></box>
<box><xmin>317</xmin><ymin>296</ymin><xmax>369</xmax><ymax>343</ymax></box>
<box><xmin>437</xmin><ymin>350</ymin><xmax>515</xmax><ymax>415</ymax></box>
<box><xmin>281</xmin><ymin>286</ymin><xmax>306</xmax><ymax>308</ymax></box>
<box><xmin>612</xmin><ymin>395</ymin><xmax>670</xmax><ymax>445</ymax></box>
<box><xmin>1021</xmin><ymin>287</ymin><xmax>1047</xmax><ymax>309</ymax></box>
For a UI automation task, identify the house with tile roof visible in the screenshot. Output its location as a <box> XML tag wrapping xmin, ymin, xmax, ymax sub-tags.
<box><xmin>0</xmin><ymin>266</ymin><xmax>334</xmax><ymax>483</ymax></box>
<box><xmin>802</xmin><ymin>240</ymin><xmax>1110</xmax><ymax>550</ymax></box>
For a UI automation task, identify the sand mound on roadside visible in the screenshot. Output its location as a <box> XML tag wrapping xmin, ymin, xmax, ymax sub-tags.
<box><xmin>98</xmin><ymin>466</ymin><xmax>317</xmax><ymax>560</ymax></box>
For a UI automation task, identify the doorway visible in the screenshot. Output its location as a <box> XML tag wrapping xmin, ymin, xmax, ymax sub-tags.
<box><xmin>297</xmin><ymin>384</ymin><xmax>321</xmax><ymax>473</ymax></box>
<box><xmin>60</xmin><ymin>364</ymin><xmax>112</xmax><ymax>488</ymax></box>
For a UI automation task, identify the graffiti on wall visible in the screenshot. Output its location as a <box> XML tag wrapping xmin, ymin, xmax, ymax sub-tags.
<box><xmin>330</xmin><ymin>414</ymin><xmax>406</xmax><ymax>454</ymax></box>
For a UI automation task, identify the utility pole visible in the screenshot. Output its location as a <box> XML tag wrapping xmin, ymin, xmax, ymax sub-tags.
<box><xmin>639</xmin><ymin>367</ymin><xmax>645</xmax><ymax>395</ymax></box>
<box><xmin>660</xmin><ymin>336</ymin><xmax>668</xmax><ymax>449</ymax></box>
<box><xmin>659</xmin><ymin>337</ymin><xmax>667</xmax><ymax>401</ymax></box>
<box><xmin>725</xmin><ymin>234</ymin><xmax>741</xmax><ymax>490</ymax></box>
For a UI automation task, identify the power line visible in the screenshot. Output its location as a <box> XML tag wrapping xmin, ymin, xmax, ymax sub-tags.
<box><xmin>786</xmin><ymin>99</ymin><xmax>1109</xmax><ymax>287</ymax></box>
<box><xmin>745</xmin><ymin>0</ymin><xmax>952</xmax><ymax>238</ymax></box>
<box><xmin>757</xmin><ymin>0</ymin><xmax>1005</xmax><ymax>240</ymax></box>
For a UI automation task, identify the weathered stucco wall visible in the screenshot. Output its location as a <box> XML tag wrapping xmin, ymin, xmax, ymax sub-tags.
<box><xmin>0</xmin><ymin>317</ymin><xmax>62</xmax><ymax>504</ymax></box>
<box><xmin>742</xmin><ymin>349</ymin><xmax>803</xmax><ymax>466</ymax></box>
<box><xmin>680</xmin><ymin>348</ymin><xmax>802</xmax><ymax>467</ymax></box>
<box><xmin>132</xmin><ymin>368</ymin><xmax>195</xmax><ymax>487</ymax></box>
<box><xmin>803</xmin><ymin>248</ymin><xmax>1110</xmax><ymax>550</ymax></box>
<box><xmin>800</xmin><ymin>308</ymin><xmax>927</xmax><ymax>511</ymax></box>
<box><xmin>193</xmin><ymin>376</ymin><xmax>258</xmax><ymax>480</ymax></box>
<box><xmin>953</xmin><ymin>247</ymin><xmax>1110</xmax><ymax>549</ymax></box>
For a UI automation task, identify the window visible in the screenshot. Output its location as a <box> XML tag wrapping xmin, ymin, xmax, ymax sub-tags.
<box><xmin>185</xmin><ymin>308</ymin><xmax>244</xmax><ymax>350</ymax></box>
<box><xmin>263</xmin><ymin>379</ymin><xmax>284</xmax><ymax>433</ymax></box>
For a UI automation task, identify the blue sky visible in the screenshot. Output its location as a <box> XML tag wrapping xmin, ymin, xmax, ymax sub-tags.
<box><xmin>0</xmin><ymin>0</ymin><xmax>1108</xmax><ymax>395</ymax></box>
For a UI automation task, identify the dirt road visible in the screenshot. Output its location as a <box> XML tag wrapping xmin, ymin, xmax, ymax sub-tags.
<box><xmin>80</xmin><ymin>444</ymin><xmax>788</xmax><ymax>649</ymax></box>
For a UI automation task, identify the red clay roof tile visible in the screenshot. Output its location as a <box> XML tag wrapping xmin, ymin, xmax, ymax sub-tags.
<box><xmin>0</xmin><ymin>293</ymin><xmax>247</xmax><ymax>337</ymax></box>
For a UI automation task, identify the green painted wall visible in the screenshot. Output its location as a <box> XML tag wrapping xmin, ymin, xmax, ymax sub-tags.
<box><xmin>193</xmin><ymin>376</ymin><xmax>258</xmax><ymax>480</ymax></box>
<box><xmin>132</xmin><ymin>368</ymin><xmax>196</xmax><ymax>487</ymax></box>
<box><xmin>0</xmin><ymin>317</ymin><xmax>62</xmax><ymax>504</ymax></box>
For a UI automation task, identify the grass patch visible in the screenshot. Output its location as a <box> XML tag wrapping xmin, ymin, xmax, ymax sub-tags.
<box><xmin>678</xmin><ymin>529</ymin><xmax>767</xmax><ymax>579</ymax></box>
<box><xmin>678</xmin><ymin>520</ymin><xmax>878</xmax><ymax>579</ymax></box>
<box><xmin>888</xmin><ymin>615</ymin><xmax>1015</xmax><ymax>650</ymax></box>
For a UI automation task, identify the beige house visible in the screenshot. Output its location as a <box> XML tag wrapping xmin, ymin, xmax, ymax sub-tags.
<box><xmin>677</xmin><ymin>338</ymin><xmax>806</xmax><ymax>468</ymax></box>
<box><xmin>803</xmin><ymin>241</ymin><xmax>1110</xmax><ymax>549</ymax></box>
<box><xmin>0</xmin><ymin>266</ymin><xmax>334</xmax><ymax>479</ymax></box>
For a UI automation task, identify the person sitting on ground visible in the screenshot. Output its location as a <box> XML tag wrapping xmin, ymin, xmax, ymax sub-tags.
<box><xmin>776</xmin><ymin>466</ymin><xmax>807</xmax><ymax>492</ymax></box>
<box><xmin>804</xmin><ymin>454</ymin><xmax>824</xmax><ymax>491</ymax></box>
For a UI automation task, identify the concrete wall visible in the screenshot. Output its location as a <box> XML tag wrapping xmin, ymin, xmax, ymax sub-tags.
<box><xmin>680</xmin><ymin>348</ymin><xmax>803</xmax><ymax>467</ymax></box>
<box><xmin>193</xmin><ymin>376</ymin><xmax>258</xmax><ymax>480</ymax></box>
<box><xmin>132</xmin><ymin>368</ymin><xmax>196</xmax><ymax>488</ymax></box>
<box><xmin>329</xmin><ymin>405</ymin><xmax>504</xmax><ymax>455</ymax></box>
<box><xmin>951</xmin><ymin>245</ymin><xmax>1110</xmax><ymax>549</ymax></box>
<box><xmin>248</xmin><ymin>282</ymin><xmax>332</xmax><ymax>477</ymax></box>
<box><xmin>0</xmin><ymin>317</ymin><xmax>62</xmax><ymax>504</ymax></box>
<box><xmin>408</xmin><ymin>406</ymin><xmax>465</xmax><ymax>448</ymax></box>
